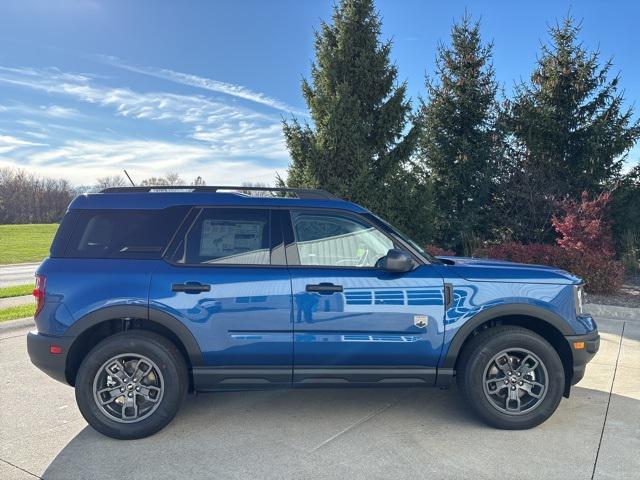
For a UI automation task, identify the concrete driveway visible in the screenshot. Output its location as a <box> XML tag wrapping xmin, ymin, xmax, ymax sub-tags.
<box><xmin>1</xmin><ymin>315</ymin><xmax>638</xmax><ymax>480</ymax></box>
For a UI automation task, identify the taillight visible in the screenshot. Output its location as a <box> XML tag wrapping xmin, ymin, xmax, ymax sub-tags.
<box><xmin>33</xmin><ymin>274</ymin><xmax>46</xmax><ymax>317</ymax></box>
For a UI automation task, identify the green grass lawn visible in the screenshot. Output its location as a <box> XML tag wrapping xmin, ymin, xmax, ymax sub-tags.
<box><xmin>0</xmin><ymin>224</ymin><xmax>58</xmax><ymax>264</ymax></box>
<box><xmin>0</xmin><ymin>304</ymin><xmax>34</xmax><ymax>322</ymax></box>
<box><xmin>0</xmin><ymin>284</ymin><xmax>33</xmax><ymax>298</ymax></box>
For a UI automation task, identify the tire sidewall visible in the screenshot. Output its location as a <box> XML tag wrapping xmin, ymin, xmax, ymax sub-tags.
<box><xmin>75</xmin><ymin>332</ymin><xmax>186</xmax><ymax>440</ymax></box>
<box><xmin>462</xmin><ymin>329</ymin><xmax>565</xmax><ymax>429</ymax></box>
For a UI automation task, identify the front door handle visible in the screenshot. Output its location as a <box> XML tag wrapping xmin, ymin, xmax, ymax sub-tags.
<box><xmin>172</xmin><ymin>282</ymin><xmax>211</xmax><ymax>294</ymax></box>
<box><xmin>306</xmin><ymin>283</ymin><xmax>343</xmax><ymax>294</ymax></box>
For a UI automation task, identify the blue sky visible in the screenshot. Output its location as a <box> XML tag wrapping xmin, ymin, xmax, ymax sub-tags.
<box><xmin>0</xmin><ymin>0</ymin><xmax>638</xmax><ymax>186</ymax></box>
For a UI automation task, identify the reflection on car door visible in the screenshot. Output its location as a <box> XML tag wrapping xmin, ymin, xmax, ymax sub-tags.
<box><xmin>149</xmin><ymin>207</ymin><xmax>293</xmax><ymax>390</ymax></box>
<box><xmin>285</xmin><ymin>209</ymin><xmax>445</xmax><ymax>387</ymax></box>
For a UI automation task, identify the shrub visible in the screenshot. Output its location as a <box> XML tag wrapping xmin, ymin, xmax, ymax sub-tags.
<box><xmin>475</xmin><ymin>242</ymin><xmax>571</xmax><ymax>269</ymax></box>
<box><xmin>474</xmin><ymin>191</ymin><xmax>624</xmax><ymax>294</ymax></box>
<box><xmin>474</xmin><ymin>242</ymin><xmax>622</xmax><ymax>294</ymax></box>
<box><xmin>425</xmin><ymin>245</ymin><xmax>455</xmax><ymax>256</ymax></box>
<box><xmin>563</xmin><ymin>252</ymin><xmax>624</xmax><ymax>295</ymax></box>
<box><xmin>552</xmin><ymin>192</ymin><xmax>616</xmax><ymax>257</ymax></box>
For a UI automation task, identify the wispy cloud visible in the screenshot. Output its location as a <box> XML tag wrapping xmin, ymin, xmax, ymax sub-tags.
<box><xmin>99</xmin><ymin>55</ymin><xmax>307</xmax><ymax>116</ymax></box>
<box><xmin>0</xmin><ymin>65</ymin><xmax>289</xmax><ymax>160</ymax></box>
<box><xmin>0</xmin><ymin>65</ymin><xmax>291</xmax><ymax>185</ymax></box>
<box><xmin>1</xmin><ymin>138</ymin><xmax>281</xmax><ymax>185</ymax></box>
<box><xmin>0</xmin><ymin>134</ymin><xmax>47</xmax><ymax>154</ymax></box>
<box><xmin>0</xmin><ymin>102</ymin><xmax>81</xmax><ymax>119</ymax></box>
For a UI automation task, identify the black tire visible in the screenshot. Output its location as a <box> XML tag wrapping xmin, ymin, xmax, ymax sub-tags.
<box><xmin>75</xmin><ymin>331</ymin><xmax>188</xmax><ymax>440</ymax></box>
<box><xmin>457</xmin><ymin>326</ymin><xmax>564</xmax><ymax>429</ymax></box>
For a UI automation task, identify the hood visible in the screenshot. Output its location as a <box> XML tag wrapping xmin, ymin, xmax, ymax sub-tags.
<box><xmin>436</xmin><ymin>256</ymin><xmax>580</xmax><ymax>285</ymax></box>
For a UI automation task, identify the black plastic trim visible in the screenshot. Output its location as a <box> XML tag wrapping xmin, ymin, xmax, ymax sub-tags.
<box><xmin>442</xmin><ymin>304</ymin><xmax>575</xmax><ymax>369</ymax></box>
<box><xmin>64</xmin><ymin>305</ymin><xmax>205</xmax><ymax>367</ymax></box>
<box><xmin>565</xmin><ymin>331</ymin><xmax>600</xmax><ymax>386</ymax></box>
<box><xmin>192</xmin><ymin>367</ymin><xmax>292</xmax><ymax>391</ymax></box>
<box><xmin>27</xmin><ymin>331</ymin><xmax>73</xmax><ymax>384</ymax></box>
<box><xmin>292</xmin><ymin>367</ymin><xmax>437</xmax><ymax>386</ymax></box>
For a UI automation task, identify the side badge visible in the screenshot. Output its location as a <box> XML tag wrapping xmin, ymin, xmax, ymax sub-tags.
<box><xmin>414</xmin><ymin>315</ymin><xmax>428</xmax><ymax>328</ymax></box>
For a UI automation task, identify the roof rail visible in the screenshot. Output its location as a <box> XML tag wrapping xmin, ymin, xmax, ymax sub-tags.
<box><xmin>99</xmin><ymin>185</ymin><xmax>338</xmax><ymax>200</ymax></box>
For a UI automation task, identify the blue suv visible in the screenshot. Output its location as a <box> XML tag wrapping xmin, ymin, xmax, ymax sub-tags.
<box><xmin>27</xmin><ymin>186</ymin><xmax>599</xmax><ymax>439</ymax></box>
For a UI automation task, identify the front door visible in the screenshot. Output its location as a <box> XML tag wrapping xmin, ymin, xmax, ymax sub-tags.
<box><xmin>286</xmin><ymin>209</ymin><xmax>445</xmax><ymax>386</ymax></box>
<box><xmin>149</xmin><ymin>207</ymin><xmax>292</xmax><ymax>390</ymax></box>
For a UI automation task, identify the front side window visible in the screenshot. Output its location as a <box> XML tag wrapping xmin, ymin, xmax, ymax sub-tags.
<box><xmin>292</xmin><ymin>211</ymin><xmax>394</xmax><ymax>267</ymax></box>
<box><xmin>175</xmin><ymin>208</ymin><xmax>271</xmax><ymax>265</ymax></box>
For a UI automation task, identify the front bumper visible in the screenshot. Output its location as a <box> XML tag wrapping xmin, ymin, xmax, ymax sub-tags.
<box><xmin>565</xmin><ymin>328</ymin><xmax>600</xmax><ymax>386</ymax></box>
<box><xmin>27</xmin><ymin>330</ymin><xmax>73</xmax><ymax>385</ymax></box>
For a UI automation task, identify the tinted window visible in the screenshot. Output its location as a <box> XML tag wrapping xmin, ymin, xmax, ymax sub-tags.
<box><xmin>292</xmin><ymin>212</ymin><xmax>394</xmax><ymax>267</ymax></box>
<box><xmin>174</xmin><ymin>208</ymin><xmax>271</xmax><ymax>265</ymax></box>
<box><xmin>65</xmin><ymin>207</ymin><xmax>188</xmax><ymax>259</ymax></box>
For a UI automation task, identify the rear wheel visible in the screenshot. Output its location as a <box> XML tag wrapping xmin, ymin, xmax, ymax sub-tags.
<box><xmin>75</xmin><ymin>331</ymin><xmax>188</xmax><ymax>439</ymax></box>
<box><xmin>457</xmin><ymin>326</ymin><xmax>564</xmax><ymax>429</ymax></box>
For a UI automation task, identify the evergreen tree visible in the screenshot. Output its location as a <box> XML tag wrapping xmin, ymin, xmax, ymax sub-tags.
<box><xmin>282</xmin><ymin>0</ymin><xmax>428</xmax><ymax>240</ymax></box>
<box><xmin>499</xmin><ymin>16</ymin><xmax>640</xmax><ymax>241</ymax></box>
<box><xmin>416</xmin><ymin>13</ymin><xmax>501</xmax><ymax>251</ymax></box>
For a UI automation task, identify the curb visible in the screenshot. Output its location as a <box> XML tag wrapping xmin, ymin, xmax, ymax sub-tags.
<box><xmin>585</xmin><ymin>303</ymin><xmax>640</xmax><ymax>321</ymax></box>
<box><xmin>0</xmin><ymin>317</ymin><xmax>34</xmax><ymax>333</ymax></box>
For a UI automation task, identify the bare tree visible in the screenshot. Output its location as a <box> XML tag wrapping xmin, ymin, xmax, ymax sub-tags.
<box><xmin>239</xmin><ymin>181</ymin><xmax>274</xmax><ymax>197</ymax></box>
<box><xmin>95</xmin><ymin>175</ymin><xmax>127</xmax><ymax>190</ymax></box>
<box><xmin>0</xmin><ymin>167</ymin><xmax>75</xmax><ymax>223</ymax></box>
<box><xmin>140</xmin><ymin>172</ymin><xmax>185</xmax><ymax>186</ymax></box>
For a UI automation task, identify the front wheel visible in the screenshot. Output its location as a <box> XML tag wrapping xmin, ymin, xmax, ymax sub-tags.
<box><xmin>75</xmin><ymin>331</ymin><xmax>188</xmax><ymax>439</ymax></box>
<box><xmin>457</xmin><ymin>326</ymin><xmax>565</xmax><ymax>429</ymax></box>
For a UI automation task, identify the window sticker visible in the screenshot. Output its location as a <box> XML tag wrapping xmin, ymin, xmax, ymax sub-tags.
<box><xmin>200</xmin><ymin>219</ymin><xmax>265</xmax><ymax>257</ymax></box>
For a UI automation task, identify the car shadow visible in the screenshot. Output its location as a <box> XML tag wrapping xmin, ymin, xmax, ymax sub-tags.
<box><xmin>40</xmin><ymin>384</ymin><xmax>638</xmax><ymax>480</ymax></box>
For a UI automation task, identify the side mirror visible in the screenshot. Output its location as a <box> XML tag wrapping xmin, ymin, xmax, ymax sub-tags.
<box><xmin>381</xmin><ymin>249</ymin><xmax>414</xmax><ymax>273</ymax></box>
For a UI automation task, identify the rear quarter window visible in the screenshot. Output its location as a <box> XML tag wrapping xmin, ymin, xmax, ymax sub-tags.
<box><xmin>64</xmin><ymin>207</ymin><xmax>189</xmax><ymax>259</ymax></box>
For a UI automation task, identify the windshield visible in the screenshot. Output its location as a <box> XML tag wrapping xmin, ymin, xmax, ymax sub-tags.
<box><xmin>363</xmin><ymin>213</ymin><xmax>441</xmax><ymax>264</ymax></box>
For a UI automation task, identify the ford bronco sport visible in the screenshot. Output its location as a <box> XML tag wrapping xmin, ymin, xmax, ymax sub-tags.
<box><xmin>27</xmin><ymin>186</ymin><xmax>599</xmax><ymax>439</ymax></box>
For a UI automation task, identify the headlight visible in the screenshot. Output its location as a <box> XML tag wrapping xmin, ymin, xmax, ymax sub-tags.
<box><xmin>573</xmin><ymin>284</ymin><xmax>584</xmax><ymax>315</ymax></box>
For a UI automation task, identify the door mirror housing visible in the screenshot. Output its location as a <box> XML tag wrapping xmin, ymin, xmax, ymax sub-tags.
<box><xmin>381</xmin><ymin>249</ymin><xmax>414</xmax><ymax>273</ymax></box>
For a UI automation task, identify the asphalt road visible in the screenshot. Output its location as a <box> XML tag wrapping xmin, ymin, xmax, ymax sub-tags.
<box><xmin>0</xmin><ymin>263</ymin><xmax>39</xmax><ymax>288</ymax></box>
<box><xmin>1</xmin><ymin>315</ymin><xmax>638</xmax><ymax>480</ymax></box>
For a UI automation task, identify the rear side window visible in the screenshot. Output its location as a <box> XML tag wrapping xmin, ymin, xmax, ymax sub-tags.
<box><xmin>64</xmin><ymin>207</ymin><xmax>188</xmax><ymax>259</ymax></box>
<box><xmin>170</xmin><ymin>208</ymin><xmax>271</xmax><ymax>265</ymax></box>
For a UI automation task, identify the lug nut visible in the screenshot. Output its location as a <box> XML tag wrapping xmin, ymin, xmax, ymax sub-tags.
<box><xmin>504</xmin><ymin>380</ymin><xmax>509</xmax><ymax>384</ymax></box>
<box><xmin>120</xmin><ymin>387</ymin><xmax>124</xmax><ymax>392</ymax></box>
<box><xmin>136</xmin><ymin>386</ymin><xmax>140</xmax><ymax>392</ymax></box>
<box><xmin>511</xmin><ymin>386</ymin><xmax>516</xmax><ymax>390</ymax></box>
<box><xmin>518</xmin><ymin>381</ymin><xmax>523</xmax><ymax>386</ymax></box>
<box><xmin>128</xmin><ymin>393</ymin><xmax>133</xmax><ymax>398</ymax></box>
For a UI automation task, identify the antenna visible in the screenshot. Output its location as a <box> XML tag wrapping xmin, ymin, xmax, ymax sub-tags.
<box><xmin>123</xmin><ymin>170</ymin><xmax>136</xmax><ymax>187</ymax></box>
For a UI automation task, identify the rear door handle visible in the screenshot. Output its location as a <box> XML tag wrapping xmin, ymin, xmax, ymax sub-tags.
<box><xmin>305</xmin><ymin>283</ymin><xmax>343</xmax><ymax>294</ymax></box>
<box><xmin>172</xmin><ymin>282</ymin><xmax>211</xmax><ymax>294</ymax></box>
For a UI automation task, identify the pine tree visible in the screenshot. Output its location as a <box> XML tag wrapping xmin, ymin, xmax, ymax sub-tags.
<box><xmin>416</xmin><ymin>13</ymin><xmax>501</xmax><ymax>251</ymax></box>
<box><xmin>500</xmin><ymin>16</ymin><xmax>640</xmax><ymax>241</ymax></box>
<box><xmin>282</xmin><ymin>0</ymin><xmax>426</xmax><ymax>239</ymax></box>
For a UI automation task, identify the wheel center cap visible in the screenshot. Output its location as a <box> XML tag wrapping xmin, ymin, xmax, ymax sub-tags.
<box><xmin>127</xmin><ymin>383</ymin><xmax>134</xmax><ymax>390</ymax></box>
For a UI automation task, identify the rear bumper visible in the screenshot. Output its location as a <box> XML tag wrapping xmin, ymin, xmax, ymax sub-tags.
<box><xmin>565</xmin><ymin>328</ymin><xmax>600</xmax><ymax>386</ymax></box>
<box><xmin>27</xmin><ymin>330</ymin><xmax>73</xmax><ymax>385</ymax></box>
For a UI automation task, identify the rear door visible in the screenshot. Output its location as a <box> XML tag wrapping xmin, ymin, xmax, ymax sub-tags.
<box><xmin>285</xmin><ymin>209</ymin><xmax>445</xmax><ymax>387</ymax></box>
<box><xmin>149</xmin><ymin>207</ymin><xmax>293</xmax><ymax>390</ymax></box>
